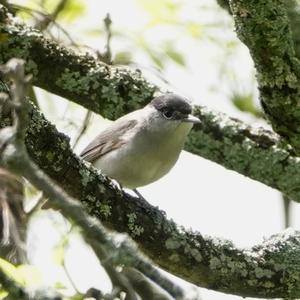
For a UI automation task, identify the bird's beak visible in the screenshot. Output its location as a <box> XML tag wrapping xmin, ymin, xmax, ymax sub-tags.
<box><xmin>182</xmin><ymin>114</ymin><xmax>201</xmax><ymax>124</ymax></box>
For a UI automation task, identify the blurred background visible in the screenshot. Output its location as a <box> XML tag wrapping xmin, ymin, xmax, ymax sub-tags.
<box><xmin>4</xmin><ymin>0</ymin><xmax>300</xmax><ymax>299</ymax></box>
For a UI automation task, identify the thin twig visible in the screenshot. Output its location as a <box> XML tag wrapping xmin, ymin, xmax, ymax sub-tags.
<box><xmin>118</xmin><ymin>239</ymin><xmax>185</xmax><ymax>299</ymax></box>
<box><xmin>122</xmin><ymin>267</ymin><xmax>173</xmax><ymax>300</ymax></box>
<box><xmin>72</xmin><ymin>14</ymin><xmax>114</xmax><ymax>150</ymax></box>
<box><xmin>62</xmin><ymin>260</ymin><xmax>81</xmax><ymax>295</ymax></box>
<box><xmin>12</xmin><ymin>4</ymin><xmax>78</xmax><ymax>46</ymax></box>
<box><xmin>35</xmin><ymin>0</ymin><xmax>69</xmax><ymax>31</ymax></box>
<box><xmin>103</xmin><ymin>13</ymin><xmax>112</xmax><ymax>64</ymax></box>
<box><xmin>283</xmin><ymin>194</ymin><xmax>291</xmax><ymax>228</ymax></box>
<box><xmin>72</xmin><ymin>110</ymin><xmax>92</xmax><ymax>149</ymax></box>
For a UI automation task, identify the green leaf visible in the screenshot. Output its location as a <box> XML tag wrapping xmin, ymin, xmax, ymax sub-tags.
<box><xmin>148</xmin><ymin>51</ymin><xmax>165</xmax><ymax>69</ymax></box>
<box><xmin>58</xmin><ymin>1</ymin><xmax>86</xmax><ymax>23</ymax></box>
<box><xmin>166</xmin><ymin>49</ymin><xmax>185</xmax><ymax>66</ymax></box>
<box><xmin>24</xmin><ymin>180</ymin><xmax>39</xmax><ymax>200</ymax></box>
<box><xmin>231</xmin><ymin>93</ymin><xmax>262</xmax><ymax>118</ymax></box>
<box><xmin>52</xmin><ymin>234</ymin><xmax>70</xmax><ymax>265</ymax></box>
<box><xmin>136</xmin><ymin>0</ymin><xmax>180</xmax><ymax>25</ymax></box>
<box><xmin>15</xmin><ymin>0</ymin><xmax>86</xmax><ymax>23</ymax></box>
<box><xmin>53</xmin><ymin>243</ymin><xmax>65</xmax><ymax>265</ymax></box>
<box><xmin>68</xmin><ymin>294</ymin><xmax>84</xmax><ymax>300</ymax></box>
<box><xmin>139</xmin><ymin>39</ymin><xmax>165</xmax><ymax>68</ymax></box>
<box><xmin>17</xmin><ymin>265</ymin><xmax>42</xmax><ymax>286</ymax></box>
<box><xmin>186</xmin><ymin>22</ymin><xmax>203</xmax><ymax>38</ymax></box>
<box><xmin>0</xmin><ymin>259</ymin><xmax>42</xmax><ymax>287</ymax></box>
<box><xmin>54</xmin><ymin>281</ymin><xmax>66</xmax><ymax>289</ymax></box>
<box><xmin>0</xmin><ymin>258</ymin><xmax>23</xmax><ymax>285</ymax></box>
<box><xmin>0</xmin><ymin>289</ymin><xmax>8</xmax><ymax>299</ymax></box>
<box><xmin>22</xmin><ymin>0</ymin><xmax>86</xmax><ymax>23</ymax></box>
<box><xmin>114</xmin><ymin>51</ymin><xmax>132</xmax><ymax>65</ymax></box>
<box><xmin>85</xmin><ymin>29</ymin><xmax>104</xmax><ymax>37</ymax></box>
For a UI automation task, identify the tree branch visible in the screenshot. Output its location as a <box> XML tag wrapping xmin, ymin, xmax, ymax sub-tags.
<box><xmin>228</xmin><ymin>0</ymin><xmax>300</xmax><ymax>153</ymax></box>
<box><xmin>217</xmin><ymin>0</ymin><xmax>300</xmax><ymax>60</ymax></box>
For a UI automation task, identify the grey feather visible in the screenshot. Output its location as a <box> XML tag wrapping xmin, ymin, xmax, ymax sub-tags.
<box><xmin>80</xmin><ymin>118</ymin><xmax>138</xmax><ymax>163</ymax></box>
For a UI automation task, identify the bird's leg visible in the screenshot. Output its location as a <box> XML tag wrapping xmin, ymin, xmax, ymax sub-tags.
<box><xmin>133</xmin><ymin>189</ymin><xmax>147</xmax><ymax>201</ymax></box>
<box><xmin>116</xmin><ymin>181</ymin><xmax>147</xmax><ymax>201</ymax></box>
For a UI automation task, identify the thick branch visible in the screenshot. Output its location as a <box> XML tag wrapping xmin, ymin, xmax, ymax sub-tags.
<box><xmin>228</xmin><ymin>0</ymin><xmax>300</xmax><ymax>153</ymax></box>
<box><xmin>218</xmin><ymin>0</ymin><xmax>300</xmax><ymax>60</ymax></box>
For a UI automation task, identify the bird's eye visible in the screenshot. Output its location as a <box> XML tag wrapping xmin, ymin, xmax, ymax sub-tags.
<box><xmin>163</xmin><ymin>109</ymin><xmax>174</xmax><ymax>119</ymax></box>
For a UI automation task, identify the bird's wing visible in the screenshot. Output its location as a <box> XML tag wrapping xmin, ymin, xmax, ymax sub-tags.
<box><xmin>80</xmin><ymin>118</ymin><xmax>138</xmax><ymax>163</ymax></box>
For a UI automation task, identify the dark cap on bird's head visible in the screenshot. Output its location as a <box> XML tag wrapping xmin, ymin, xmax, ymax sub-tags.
<box><xmin>150</xmin><ymin>93</ymin><xmax>200</xmax><ymax>123</ymax></box>
<box><xmin>151</xmin><ymin>94</ymin><xmax>191</xmax><ymax>114</ymax></box>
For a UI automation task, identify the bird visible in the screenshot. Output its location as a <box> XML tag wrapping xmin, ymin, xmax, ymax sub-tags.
<box><xmin>80</xmin><ymin>93</ymin><xmax>200</xmax><ymax>196</ymax></box>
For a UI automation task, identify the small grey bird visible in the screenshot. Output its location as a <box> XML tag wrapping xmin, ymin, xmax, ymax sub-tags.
<box><xmin>80</xmin><ymin>94</ymin><xmax>200</xmax><ymax>190</ymax></box>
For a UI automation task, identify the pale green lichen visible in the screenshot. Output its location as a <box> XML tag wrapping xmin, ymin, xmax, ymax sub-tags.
<box><xmin>81</xmin><ymin>201</ymin><xmax>93</xmax><ymax>213</ymax></box>
<box><xmin>165</xmin><ymin>237</ymin><xmax>181</xmax><ymax>250</ymax></box>
<box><xmin>188</xmin><ymin>247</ymin><xmax>203</xmax><ymax>263</ymax></box>
<box><xmin>209</xmin><ymin>257</ymin><xmax>221</xmax><ymax>270</ymax></box>
<box><xmin>79</xmin><ymin>168</ymin><xmax>91</xmax><ymax>187</ymax></box>
<box><xmin>86</xmin><ymin>195</ymin><xmax>96</xmax><ymax>203</ymax></box>
<box><xmin>56</xmin><ymin>69</ymin><xmax>90</xmax><ymax>95</ymax></box>
<box><xmin>46</xmin><ymin>151</ymin><xmax>54</xmax><ymax>161</ymax></box>
<box><xmin>247</xmin><ymin>279</ymin><xmax>258</xmax><ymax>287</ymax></box>
<box><xmin>127</xmin><ymin>213</ymin><xmax>144</xmax><ymax>237</ymax></box>
<box><xmin>99</xmin><ymin>203</ymin><xmax>112</xmax><ymax>217</ymax></box>
<box><xmin>169</xmin><ymin>253</ymin><xmax>180</xmax><ymax>262</ymax></box>
<box><xmin>26</xmin><ymin>59</ymin><xmax>38</xmax><ymax>77</ymax></box>
<box><xmin>254</xmin><ymin>267</ymin><xmax>274</xmax><ymax>279</ymax></box>
<box><xmin>264</xmin><ymin>281</ymin><xmax>275</xmax><ymax>288</ymax></box>
<box><xmin>60</xmin><ymin>140</ymin><xmax>68</xmax><ymax>150</ymax></box>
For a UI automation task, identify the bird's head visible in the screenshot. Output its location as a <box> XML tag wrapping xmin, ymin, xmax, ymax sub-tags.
<box><xmin>145</xmin><ymin>94</ymin><xmax>200</xmax><ymax>134</ymax></box>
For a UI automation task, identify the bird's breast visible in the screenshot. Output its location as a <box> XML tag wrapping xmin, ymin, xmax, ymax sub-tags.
<box><xmin>93</xmin><ymin>122</ymin><xmax>193</xmax><ymax>188</ymax></box>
